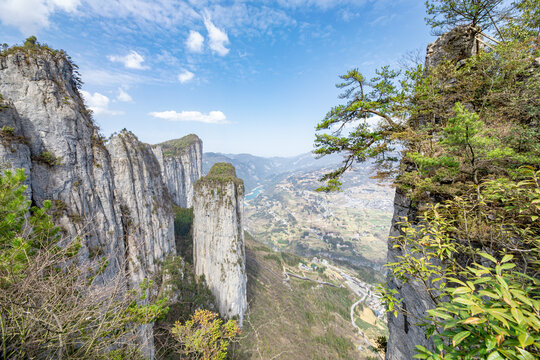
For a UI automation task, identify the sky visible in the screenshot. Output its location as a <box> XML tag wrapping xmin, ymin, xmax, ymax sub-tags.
<box><xmin>0</xmin><ymin>0</ymin><xmax>434</xmax><ymax>157</ymax></box>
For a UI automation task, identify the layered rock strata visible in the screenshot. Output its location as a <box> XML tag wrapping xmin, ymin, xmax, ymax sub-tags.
<box><xmin>152</xmin><ymin>134</ymin><xmax>203</xmax><ymax>208</ymax></box>
<box><xmin>193</xmin><ymin>162</ymin><xmax>247</xmax><ymax>324</ymax></box>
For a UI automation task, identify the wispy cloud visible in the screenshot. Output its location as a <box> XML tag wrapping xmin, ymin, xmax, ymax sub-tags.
<box><xmin>203</xmin><ymin>16</ymin><xmax>230</xmax><ymax>56</ymax></box>
<box><xmin>80</xmin><ymin>90</ymin><xmax>123</xmax><ymax>115</ymax></box>
<box><xmin>108</xmin><ymin>50</ymin><xmax>148</xmax><ymax>70</ymax></box>
<box><xmin>149</xmin><ymin>110</ymin><xmax>228</xmax><ymax>124</ymax></box>
<box><xmin>116</xmin><ymin>87</ymin><xmax>133</xmax><ymax>102</ymax></box>
<box><xmin>370</xmin><ymin>14</ymin><xmax>396</xmax><ymax>26</ymax></box>
<box><xmin>0</xmin><ymin>0</ymin><xmax>80</xmax><ymax>35</ymax></box>
<box><xmin>79</xmin><ymin>69</ymin><xmax>144</xmax><ymax>87</ymax></box>
<box><xmin>186</xmin><ymin>30</ymin><xmax>204</xmax><ymax>53</ymax></box>
<box><xmin>178</xmin><ymin>69</ymin><xmax>195</xmax><ymax>83</ymax></box>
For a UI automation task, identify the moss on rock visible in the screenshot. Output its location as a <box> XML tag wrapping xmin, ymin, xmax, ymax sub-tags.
<box><xmin>153</xmin><ymin>134</ymin><xmax>200</xmax><ymax>158</ymax></box>
<box><xmin>196</xmin><ymin>162</ymin><xmax>244</xmax><ymax>192</ymax></box>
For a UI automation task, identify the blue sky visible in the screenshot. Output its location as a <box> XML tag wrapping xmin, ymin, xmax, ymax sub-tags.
<box><xmin>0</xmin><ymin>0</ymin><xmax>434</xmax><ymax>157</ymax></box>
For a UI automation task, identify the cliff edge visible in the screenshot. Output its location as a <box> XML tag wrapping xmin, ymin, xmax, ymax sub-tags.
<box><xmin>152</xmin><ymin>134</ymin><xmax>203</xmax><ymax>208</ymax></box>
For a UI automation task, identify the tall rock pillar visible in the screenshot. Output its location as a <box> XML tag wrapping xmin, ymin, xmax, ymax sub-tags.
<box><xmin>193</xmin><ymin>163</ymin><xmax>247</xmax><ymax>324</ymax></box>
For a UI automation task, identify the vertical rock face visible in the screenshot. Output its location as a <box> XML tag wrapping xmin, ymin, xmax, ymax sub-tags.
<box><xmin>0</xmin><ymin>49</ymin><xmax>124</xmax><ymax>279</ymax></box>
<box><xmin>386</xmin><ymin>26</ymin><xmax>481</xmax><ymax>360</ymax></box>
<box><xmin>0</xmin><ymin>48</ymin><xmax>190</xmax><ymax>359</ymax></box>
<box><xmin>386</xmin><ymin>190</ymin><xmax>436</xmax><ymax>360</ymax></box>
<box><xmin>152</xmin><ymin>134</ymin><xmax>203</xmax><ymax>208</ymax></box>
<box><xmin>193</xmin><ymin>162</ymin><xmax>247</xmax><ymax>324</ymax></box>
<box><xmin>107</xmin><ymin>130</ymin><xmax>176</xmax><ymax>285</ymax></box>
<box><xmin>106</xmin><ymin>130</ymin><xmax>176</xmax><ymax>359</ymax></box>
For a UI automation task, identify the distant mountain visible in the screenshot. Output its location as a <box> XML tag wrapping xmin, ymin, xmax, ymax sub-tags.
<box><xmin>203</xmin><ymin>151</ymin><xmax>373</xmax><ymax>191</ymax></box>
<box><xmin>203</xmin><ymin>151</ymin><xmax>394</xmax><ymax>271</ymax></box>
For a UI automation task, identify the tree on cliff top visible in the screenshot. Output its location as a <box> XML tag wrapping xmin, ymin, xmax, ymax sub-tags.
<box><xmin>424</xmin><ymin>0</ymin><xmax>509</xmax><ymax>34</ymax></box>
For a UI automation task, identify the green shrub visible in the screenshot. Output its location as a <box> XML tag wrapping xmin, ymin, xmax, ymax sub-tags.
<box><xmin>0</xmin><ymin>168</ymin><xmax>169</xmax><ymax>358</ymax></box>
<box><xmin>36</xmin><ymin>150</ymin><xmax>62</xmax><ymax>166</ymax></box>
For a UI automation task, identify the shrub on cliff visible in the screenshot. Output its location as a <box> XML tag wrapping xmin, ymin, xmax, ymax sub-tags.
<box><xmin>315</xmin><ymin>1</ymin><xmax>539</xmax><ymax>358</ymax></box>
<box><xmin>0</xmin><ymin>168</ymin><xmax>168</xmax><ymax>359</ymax></box>
<box><xmin>171</xmin><ymin>309</ymin><xmax>240</xmax><ymax>360</ymax></box>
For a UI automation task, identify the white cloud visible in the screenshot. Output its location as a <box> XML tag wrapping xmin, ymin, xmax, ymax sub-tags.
<box><xmin>203</xmin><ymin>16</ymin><xmax>230</xmax><ymax>56</ymax></box>
<box><xmin>149</xmin><ymin>110</ymin><xmax>228</xmax><ymax>124</ymax></box>
<box><xmin>0</xmin><ymin>0</ymin><xmax>80</xmax><ymax>35</ymax></box>
<box><xmin>116</xmin><ymin>87</ymin><xmax>133</xmax><ymax>102</ymax></box>
<box><xmin>108</xmin><ymin>51</ymin><xmax>148</xmax><ymax>70</ymax></box>
<box><xmin>178</xmin><ymin>70</ymin><xmax>195</xmax><ymax>84</ymax></box>
<box><xmin>186</xmin><ymin>30</ymin><xmax>204</xmax><ymax>53</ymax></box>
<box><xmin>80</xmin><ymin>90</ymin><xmax>123</xmax><ymax>115</ymax></box>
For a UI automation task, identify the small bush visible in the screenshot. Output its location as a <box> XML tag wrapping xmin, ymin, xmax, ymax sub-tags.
<box><xmin>36</xmin><ymin>150</ymin><xmax>62</xmax><ymax>166</ymax></box>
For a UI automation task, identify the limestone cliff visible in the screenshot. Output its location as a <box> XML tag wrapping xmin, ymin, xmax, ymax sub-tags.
<box><xmin>0</xmin><ymin>48</ymin><xmax>124</xmax><ymax>279</ymax></box>
<box><xmin>193</xmin><ymin>162</ymin><xmax>247</xmax><ymax>324</ymax></box>
<box><xmin>0</xmin><ymin>47</ymin><xmax>183</xmax><ymax>359</ymax></box>
<box><xmin>106</xmin><ymin>130</ymin><xmax>176</xmax><ymax>358</ymax></box>
<box><xmin>107</xmin><ymin>130</ymin><xmax>176</xmax><ymax>286</ymax></box>
<box><xmin>152</xmin><ymin>134</ymin><xmax>203</xmax><ymax>208</ymax></box>
<box><xmin>386</xmin><ymin>26</ymin><xmax>480</xmax><ymax>360</ymax></box>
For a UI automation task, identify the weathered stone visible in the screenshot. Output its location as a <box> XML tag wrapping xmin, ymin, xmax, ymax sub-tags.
<box><xmin>0</xmin><ymin>50</ymin><xmax>124</xmax><ymax>279</ymax></box>
<box><xmin>193</xmin><ymin>163</ymin><xmax>247</xmax><ymax>324</ymax></box>
<box><xmin>425</xmin><ymin>25</ymin><xmax>480</xmax><ymax>72</ymax></box>
<box><xmin>0</xmin><ymin>49</ymin><xmax>190</xmax><ymax>359</ymax></box>
<box><xmin>152</xmin><ymin>134</ymin><xmax>203</xmax><ymax>208</ymax></box>
<box><xmin>107</xmin><ymin>130</ymin><xmax>176</xmax><ymax>359</ymax></box>
<box><xmin>386</xmin><ymin>190</ymin><xmax>436</xmax><ymax>360</ymax></box>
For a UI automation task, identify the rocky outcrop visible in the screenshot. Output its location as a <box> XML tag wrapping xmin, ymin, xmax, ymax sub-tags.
<box><xmin>107</xmin><ymin>130</ymin><xmax>176</xmax><ymax>358</ymax></box>
<box><xmin>0</xmin><ymin>49</ymin><xmax>124</xmax><ymax>280</ymax></box>
<box><xmin>152</xmin><ymin>134</ymin><xmax>203</xmax><ymax>208</ymax></box>
<box><xmin>386</xmin><ymin>26</ymin><xmax>482</xmax><ymax>360</ymax></box>
<box><xmin>425</xmin><ymin>25</ymin><xmax>480</xmax><ymax>72</ymax></box>
<box><xmin>193</xmin><ymin>163</ymin><xmax>247</xmax><ymax>324</ymax></box>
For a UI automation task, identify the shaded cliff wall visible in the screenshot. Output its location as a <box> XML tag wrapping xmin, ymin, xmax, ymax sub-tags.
<box><xmin>152</xmin><ymin>134</ymin><xmax>203</xmax><ymax>208</ymax></box>
<box><xmin>193</xmin><ymin>163</ymin><xmax>247</xmax><ymax>324</ymax></box>
<box><xmin>386</xmin><ymin>26</ymin><xmax>479</xmax><ymax>360</ymax></box>
<box><xmin>0</xmin><ymin>49</ymin><xmax>124</xmax><ymax>279</ymax></box>
<box><xmin>106</xmin><ymin>130</ymin><xmax>176</xmax><ymax>358</ymax></box>
<box><xmin>107</xmin><ymin>130</ymin><xmax>176</xmax><ymax>286</ymax></box>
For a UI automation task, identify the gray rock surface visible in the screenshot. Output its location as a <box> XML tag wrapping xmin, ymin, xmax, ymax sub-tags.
<box><xmin>0</xmin><ymin>50</ymin><xmax>124</xmax><ymax>279</ymax></box>
<box><xmin>0</xmin><ymin>49</ymin><xmax>187</xmax><ymax>359</ymax></box>
<box><xmin>0</xmin><ymin>103</ymin><xmax>32</xmax><ymax>198</ymax></box>
<box><xmin>152</xmin><ymin>135</ymin><xmax>203</xmax><ymax>208</ymax></box>
<box><xmin>425</xmin><ymin>25</ymin><xmax>480</xmax><ymax>72</ymax></box>
<box><xmin>107</xmin><ymin>130</ymin><xmax>176</xmax><ymax>286</ymax></box>
<box><xmin>385</xmin><ymin>190</ymin><xmax>436</xmax><ymax>360</ymax></box>
<box><xmin>107</xmin><ymin>130</ymin><xmax>176</xmax><ymax>359</ymax></box>
<box><xmin>193</xmin><ymin>163</ymin><xmax>247</xmax><ymax>324</ymax></box>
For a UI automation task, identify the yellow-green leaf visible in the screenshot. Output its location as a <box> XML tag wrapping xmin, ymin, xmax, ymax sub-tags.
<box><xmin>518</xmin><ymin>333</ymin><xmax>534</xmax><ymax>348</ymax></box>
<box><xmin>452</xmin><ymin>330</ymin><xmax>470</xmax><ymax>346</ymax></box>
